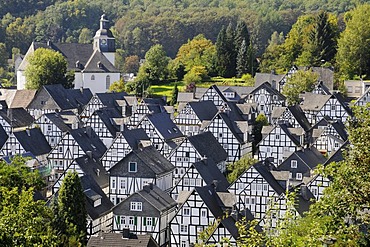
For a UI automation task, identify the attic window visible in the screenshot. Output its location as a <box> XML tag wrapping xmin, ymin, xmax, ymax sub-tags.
<box><xmin>128</xmin><ymin>162</ymin><xmax>137</xmax><ymax>172</ymax></box>
<box><xmin>291</xmin><ymin>160</ymin><xmax>297</xmax><ymax>168</ymax></box>
<box><xmin>130</xmin><ymin>202</ymin><xmax>142</xmax><ymax>211</ymax></box>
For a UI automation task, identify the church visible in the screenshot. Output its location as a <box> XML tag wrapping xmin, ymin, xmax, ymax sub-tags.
<box><xmin>16</xmin><ymin>14</ymin><xmax>120</xmax><ymax>94</ymax></box>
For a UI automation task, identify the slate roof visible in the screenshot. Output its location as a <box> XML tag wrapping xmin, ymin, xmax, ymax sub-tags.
<box><xmin>188</xmin><ymin>132</ymin><xmax>228</xmax><ymax>163</ymax></box>
<box><xmin>177</xmin><ymin>92</ymin><xmax>196</xmax><ymax>103</ymax></box>
<box><xmin>300</xmin><ymin>92</ymin><xmax>331</xmax><ymax>111</ymax></box>
<box><xmin>0</xmin><ymin>108</ymin><xmax>34</xmax><ymax>128</ymax></box>
<box><xmin>0</xmin><ymin>89</ymin><xmax>37</xmax><ymax>108</ymax></box>
<box><xmin>87</xmin><ymin>232</ymin><xmax>159</xmax><ymax>247</ymax></box>
<box><xmin>70</xmin><ymin>127</ymin><xmax>107</xmax><ymax>159</ymax></box>
<box><xmin>44</xmin><ymin>112</ymin><xmax>73</xmax><ymax>132</ymax></box>
<box><xmin>291</xmin><ymin>185</ymin><xmax>316</xmax><ymax>216</ymax></box>
<box><xmin>0</xmin><ymin>124</ymin><xmax>8</xmax><ymax>149</ymax></box>
<box><xmin>217</xmin><ymin>113</ymin><xmax>244</xmax><ymax>144</ymax></box>
<box><xmin>313</xmin><ymin>81</ymin><xmax>332</xmax><ymax>95</ymax></box>
<box><xmin>333</xmin><ymin>92</ymin><xmax>352</xmax><ymax>116</ymax></box>
<box><xmin>80</xmin><ymin>175</ymin><xmax>114</xmax><ymax>220</ymax></box>
<box><xmin>120</xmin><ymin>126</ymin><xmax>150</xmax><ymax>150</ymax></box>
<box><xmin>83</xmin><ymin>49</ymin><xmax>119</xmax><ymax>73</ymax></box>
<box><xmin>311</xmin><ymin>116</ymin><xmax>348</xmax><ymax>141</ymax></box>
<box><xmin>110</xmin><ymin>146</ymin><xmax>174</xmax><ymax>176</ymax></box>
<box><xmin>279</xmin><ymin>123</ymin><xmax>301</xmax><ymax>146</ymax></box>
<box><xmin>253</xmin><ymin>160</ymin><xmax>286</xmax><ymax>195</ymax></box>
<box><xmin>146</xmin><ymin>113</ymin><xmax>184</xmax><ymax>141</ymax></box>
<box><xmin>279</xmin><ymin>146</ymin><xmax>327</xmax><ymax>171</ymax></box>
<box><xmin>75</xmin><ymin>155</ymin><xmax>109</xmax><ymax>189</ymax></box>
<box><xmin>250</xmin><ymin>81</ymin><xmax>286</xmax><ymax>100</ymax></box>
<box><xmin>95</xmin><ymin>92</ymin><xmax>128</xmax><ymax>108</ymax></box>
<box><xmin>188</xmin><ymin>101</ymin><xmax>218</xmax><ymax>121</ymax></box>
<box><xmin>217</xmin><ymin>86</ymin><xmax>255</xmax><ymax>101</ymax></box>
<box><xmin>310</xmin><ymin>67</ymin><xmax>334</xmax><ymax>90</ymax></box>
<box><xmin>254</xmin><ymin>72</ymin><xmax>285</xmax><ymax>88</ymax></box>
<box><xmin>13</xmin><ymin>128</ymin><xmax>51</xmax><ymax>156</ymax></box>
<box><xmin>93</xmin><ymin>107</ymin><xmax>122</xmax><ymax>136</ymax></box>
<box><xmin>193</xmin><ymin>159</ymin><xmax>230</xmax><ymax>192</ymax></box>
<box><xmin>288</xmin><ymin>105</ymin><xmax>311</xmax><ymax>131</ymax></box>
<box><xmin>67</xmin><ymin>88</ymin><xmax>93</xmax><ymax>109</ymax></box>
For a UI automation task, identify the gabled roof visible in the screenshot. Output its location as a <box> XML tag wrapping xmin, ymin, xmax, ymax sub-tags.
<box><xmin>288</xmin><ymin>105</ymin><xmax>311</xmax><ymax>131</ymax></box>
<box><xmin>0</xmin><ymin>124</ymin><xmax>8</xmax><ymax>149</ymax></box>
<box><xmin>310</xmin><ymin>67</ymin><xmax>334</xmax><ymax>90</ymax></box>
<box><xmin>80</xmin><ymin>175</ymin><xmax>113</xmax><ymax>220</ymax></box>
<box><xmin>75</xmin><ymin>155</ymin><xmax>109</xmax><ymax>189</ymax></box>
<box><xmin>83</xmin><ymin>49</ymin><xmax>119</xmax><ymax>73</ymax></box>
<box><xmin>13</xmin><ymin>128</ymin><xmax>51</xmax><ymax>156</ymax></box>
<box><xmin>193</xmin><ymin>159</ymin><xmax>230</xmax><ymax>192</ymax></box>
<box><xmin>87</xmin><ymin>232</ymin><xmax>159</xmax><ymax>247</ymax></box>
<box><xmin>145</xmin><ymin>113</ymin><xmax>184</xmax><ymax>141</ymax></box>
<box><xmin>188</xmin><ymin>132</ymin><xmax>228</xmax><ymax>163</ymax></box>
<box><xmin>93</xmin><ymin>107</ymin><xmax>122</xmax><ymax>136</ymax></box>
<box><xmin>279</xmin><ymin>123</ymin><xmax>301</xmax><ymax>146</ymax></box>
<box><xmin>217</xmin><ymin>86</ymin><xmax>255</xmax><ymax>101</ymax></box>
<box><xmin>70</xmin><ymin>127</ymin><xmax>107</xmax><ymax>159</ymax></box>
<box><xmin>217</xmin><ymin>112</ymin><xmax>244</xmax><ymax>144</ymax></box>
<box><xmin>188</xmin><ymin>101</ymin><xmax>218</xmax><ymax>121</ymax></box>
<box><xmin>300</xmin><ymin>92</ymin><xmax>331</xmax><ymax>111</ymax></box>
<box><xmin>254</xmin><ymin>72</ymin><xmax>285</xmax><ymax>87</ymax></box>
<box><xmin>38</xmin><ymin>84</ymin><xmax>79</xmax><ymax>110</ymax></box>
<box><xmin>110</xmin><ymin>146</ymin><xmax>174</xmax><ymax>175</ymax></box>
<box><xmin>177</xmin><ymin>92</ymin><xmax>196</xmax><ymax>103</ymax></box>
<box><xmin>279</xmin><ymin>146</ymin><xmax>327</xmax><ymax>171</ymax></box>
<box><xmin>253</xmin><ymin>161</ymin><xmax>286</xmax><ymax>195</ymax></box>
<box><xmin>332</xmin><ymin>92</ymin><xmax>352</xmax><ymax>116</ymax></box>
<box><xmin>249</xmin><ymin>81</ymin><xmax>286</xmax><ymax>100</ymax></box>
<box><xmin>290</xmin><ymin>185</ymin><xmax>316</xmax><ymax>215</ymax></box>
<box><xmin>95</xmin><ymin>92</ymin><xmax>128</xmax><ymax>109</ymax></box>
<box><xmin>311</xmin><ymin>115</ymin><xmax>348</xmax><ymax>141</ymax></box>
<box><xmin>0</xmin><ymin>108</ymin><xmax>34</xmax><ymax>128</ymax></box>
<box><xmin>44</xmin><ymin>112</ymin><xmax>73</xmax><ymax>132</ymax></box>
<box><xmin>313</xmin><ymin>81</ymin><xmax>332</xmax><ymax>95</ymax></box>
<box><xmin>67</xmin><ymin>88</ymin><xmax>93</xmax><ymax>109</ymax></box>
<box><xmin>0</xmin><ymin>89</ymin><xmax>37</xmax><ymax>108</ymax></box>
<box><xmin>120</xmin><ymin>126</ymin><xmax>150</xmax><ymax>150</ymax></box>
<box><xmin>324</xmin><ymin>140</ymin><xmax>348</xmax><ymax>165</ymax></box>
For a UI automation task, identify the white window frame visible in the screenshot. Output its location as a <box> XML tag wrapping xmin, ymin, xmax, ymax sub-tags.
<box><xmin>128</xmin><ymin>162</ymin><xmax>137</xmax><ymax>172</ymax></box>
<box><xmin>130</xmin><ymin>202</ymin><xmax>143</xmax><ymax>211</ymax></box>
<box><xmin>296</xmin><ymin>173</ymin><xmax>303</xmax><ymax>180</ymax></box>
<box><xmin>291</xmin><ymin>160</ymin><xmax>298</xmax><ymax>168</ymax></box>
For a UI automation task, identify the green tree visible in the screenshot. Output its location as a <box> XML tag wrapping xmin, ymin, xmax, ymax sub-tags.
<box><xmin>57</xmin><ymin>171</ymin><xmax>87</xmax><ymax>245</ymax></box>
<box><xmin>236</xmin><ymin>39</ymin><xmax>248</xmax><ymax>78</ymax></box>
<box><xmin>282</xmin><ymin>69</ymin><xmax>319</xmax><ymax>105</ymax></box>
<box><xmin>141</xmin><ymin>44</ymin><xmax>169</xmax><ymax>83</ymax></box>
<box><xmin>336</xmin><ymin>4</ymin><xmax>370</xmax><ymax>79</ymax></box>
<box><xmin>170</xmin><ymin>84</ymin><xmax>179</xmax><ymax>106</ymax></box>
<box><xmin>78</xmin><ymin>28</ymin><xmax>92</xmax><ymax>44</ymax></box>
<box><xmin>234</xmin><ymin>20</ymin><xmax>250</xmax><ymax>57</ymax></box>
<box><xmin>123</xmin><ymin>55</ymin><xmax>140</xmax><ymax>74</ymax></box>
<box><xmin>109</xmin><ymin>78</ymin><xmax>125</xmax><ymax>93</ymax></box>
<box><xmin>0</xmin><ymin>42</ymin><xmax>8</xmax><ymax>68</ymax></box>
<box><xmin>270</xmin><ymin>104</ymin><xmax>370</xmax><ymax>245</ymax></box>
<box><xmin>216</xmin><ymin>25</ymin><xmax>229</xmax><ymax>77</ymax></box>
<box><xmin>252</xmin><ymin>113</ymin><xmax>269</xmax><ymax>153</ymax></box>
<box><xmin>227</xmin><ymin>155</ymin><xmax>257</xmax><ymax>183</ymax></box>
<box><xmin>25</xmin><ymin>48</ymin><xmax>68</xmax><ymax>89</ymax></box>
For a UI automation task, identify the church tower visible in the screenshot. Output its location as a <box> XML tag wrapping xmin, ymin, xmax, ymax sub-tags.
<box><xmin>93</xmin><ymin>14</ymin><xmax>116</xmax><ymax>65</ymax></box>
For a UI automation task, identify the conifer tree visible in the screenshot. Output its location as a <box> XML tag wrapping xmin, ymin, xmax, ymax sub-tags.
<box><xmin>236</xmin><ymin>39</ymin><xmax>248</xmax><ymax>77</ymax></box>
<box><xmin>215</xmin><ymin>25</ymin><xmax>228</xmax><ymax>77</ymax></box>
<box><xmin>225</xmin><ymin>22</ymin><xmax>236</xmax><ymax>77</ymax></box>
<box><xmin>57</xmin><ymin>171</ymin><xmax>87</xmax><ymax>245</ymax></box>
<box><xmin>170</xmin><ymin>84</ymin><xmax>178</xmax><ymax>106</ymax></box>
<box><xmin>234</xmin><ymin>21</ymin><xmax>250</xmax><ymax>56</ymax></box>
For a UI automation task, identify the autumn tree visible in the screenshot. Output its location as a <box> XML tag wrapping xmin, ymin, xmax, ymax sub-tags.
<box><xmin>123</xmin><ymin>55</ymin><xmax>140</xmax><ymax>74</ymax></box>
<box><xmin>282</xmin><ymin>69</ymin><xmax>319</xmax><ymax>105</ymax></box>
<box><xmin>25</xmin><ymin>48</ymin><xmax>70</xmax><ymax>89</ymax></box>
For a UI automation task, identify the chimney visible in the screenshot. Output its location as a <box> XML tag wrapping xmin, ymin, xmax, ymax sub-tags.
<box><xmin>86</xmin><ymin>151</ymin><xmax>92</xmax><ymax>159</ymax></box>
<box><xmin>80</xmin><ymin>86</ymin><xmax>84</xmax><ymax>94</ymax></box>
<box><xmin>26</xmin><ymin>129</ymin><xmax>31</xmax><ymax>137</ymax></box>
<box><xmin>122</xmin><ymin>228</ymin><xmax>130</xmax><ymax>239</ymax></box>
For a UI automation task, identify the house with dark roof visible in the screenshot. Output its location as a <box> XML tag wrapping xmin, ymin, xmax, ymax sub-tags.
<box><xmin>310</xmin><ymin>116</ymin><xmax>348</xmax><ymax>155</ymax></box>
<box><xmin>174</xmin><ymin>100</ymin><xmax>218</xmax><ymax>137</ymax></box>
<box><xmin>258</xmin><ymin>122</ymin><xmax>304</xmax><ymax>166</ymax></box>
<box><xmin>167</xmin><ymin>131</ymin><xmax>228</xmax><ymax>184</ymax></box>
<box><xmin>47</xmin><ymin>126</ymin><xmax>107</xmax><ymax>181</ymax></box>
<box><xmin>51</xmin><ymin>155</ymin><xmax>109</xmax><ymax>195</ymax></box>
<box><xmin>0</xmin><ymin>107</ymin><xmax>34</xmax><ymax>134</ymax></box>
<box><xmin>0</xmin><ymin>128</ymin><xmax>51</xmax><ymax>164</ymax></box>
<box><xmin>170</xmin><ymin>158</ymin><xmax>229</xmax><ymax>201</ymax></box>
<box><xmin>17</xmin><ymin>15</ymin><xmax>120</xmax><ymax>94</ymax></box>
<box><xmin>35</xmin><ymin>111</ymin><xmax>80</xmax><ymax>147</ymax></box>
<box><xmin>277</xmin><ymin>147</ymin><xmax>327</xmax><ymax>183</ymax></box>
<box><xmin>80</xmin><ymin>92</ymin><xmax>134</xmax><ymax>122</ymax></box>
<box><xmin>0</xmin><ymin>124</ymin><xmax>8</xmax><ymax>152</ymax></box>
<box><xmin>300</xmin><ymin>92</ymin><xmax>352</xmax><ymax>125</ymax></box>
<box><xmin>129</xmin><ymin>98</ymin><xmax>168</xmax><ymax>127</ymax></box>
<box><xmin>108</xmin><ymin>146</ymin><xmax>174</xmax><ymax>205</ymax></box>
<box><xmin>246</xmin><ymin>82</ymin><xmax>286</xmax><ymax>122</ymax></box>
<box><xmin>311</xmin><ymin>81</ymin><xmax>332</xmax><ymax>95</ymax></box>
<box><xmin>84</xmin><ymin>107</ymin><xmax>123</xmax><ymax>147</ymax></box>
<box><xmin>354</xmin><ymin>85</ymin><xmax>370</xmax><ymax>107</ymax></box>
<box><xmin>87</xmin><ymin>231</ymin><xmax>159</xmax><ymax>247</ymax></box>
<box><xmin>254</xmin><ymin>72</ymin><xmax>285</xmax><ymax>89</ymax></box>
<box><xmin>198</xmin><ymin>85</ymin><xmax>255</xmax><ymax>107</ymax></box>
<box><xmin>27</xmin><ymin>84</ymin><xmax>93</xmax><ymax>119</ymax></box>
<box><xmin>170</xmin><ymin>184</ymin><xmax>238</xmax><ymax>246</ymax></box>
<box><xmin>271</xmin><ymin>105</ymin><xmax>311</xmax><ymax>131</ymax></box>
<box><xmin>100</xmin><ymin>126</ymin><xmax>151</xmax><ymax>170</ymax></box>
<box><xmin>112</xmin><ymin>184</ymin><xmax>177</xmax><ymax>247</ymax></box>
<box><xmin>80</xmin><ymin>175</ymin><xmax>114</xmax><ymax>237</ymax></box>
<box><xmin>136</xmin><ymin>112</ymin><xmax>185</xmax><ymax>156</ymax></box>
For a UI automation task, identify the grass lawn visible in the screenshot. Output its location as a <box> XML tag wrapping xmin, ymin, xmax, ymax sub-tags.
<box><xmin>149</xmin><ymin>77</ymin><xmax>252</xmax><ymax>97</ymax></box>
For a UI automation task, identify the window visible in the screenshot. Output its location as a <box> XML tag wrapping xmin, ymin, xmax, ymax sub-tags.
<box><xmin>183</xmin><ymin>207</ymin><xmax>190</xmax><ymax>216</ymax></box>
<box><xmin>334</xmin><ymin>142</ymin><xmax>339</xmax><ymax>148</ymax></box>
<box><xmin>128</xmin><ymin>162</ymin><xmax>137</xmax><ymax>172</ymax></box>
<box><xmin>48</xmin><ymin>125</ymin><xmax>52</xmax><ymax>131</ymax></box>
<box><xmin>91</xmin><ymin>75</ymin><xmax>95</xmax><ymax>80</ymax></box>
<box><xmin>291</xmin><ymin>160</ymin><xmax>297</xmax><ymax>168</ymax></box>
<box><xmin>201</xmin><ymin>209</ymin><xmax>207</xmax><ymax>218</ymax></box>
<box><xmin>112</xmin><ymin>179</ymin><xmax>116</xmax><ymax>189</ymax></box>
<box><xmin>130</xmin><ymin>202</ymin><xmax>143</xmax><ymax>211</ymax></box>
<box><xmin>275</xmin><ymin>134</ymin><xmax>280</xmax><ymax>140</ymax></box>
<box><xmin>180</xmin><ymin>225</ymin><xmax>188</xmax><ymax>233</ymax></box>
<box><xmin>120</xmin><ymin>216</ymin><xmax>126</xmax><ymax>225</ymax></box>
<box><xmin>347</xmin><ymin>86</ymin><xmax>353</xmax><ymax>93</ymax></box>
<box><xmin>260</xmin><ymin>105</ymin><xmax>264</xmax><ymax>111</ymax></box>
<box><xmin>296</xmin><ymin>173</ymin><xmax>303</xmax><ymax>180</ymax></box>
<box><xmin>331</xmin><ymin>105</ymin><xmax>336</xmax><ymax>111</ymax></box>
<box><xmin>59</xmin><ymin>147</ymin><xmax>63</xmax><ymax>153</ymax></box>
<box><xmin>181</xmin><ymin>241</ymin><xmax>187</xmax><ymax>247</ymax></box>
<box><xmin>106</xmin><ymin>75</ymin><xmax>111</xmax><ymax>89</ymax></box>
<box><xmin>355</xmin><ymin>86</ymin><xmax>361</xmax><ymax>93</ymax></box>
<box><xmin>183</xmin><ymin>178</ymin><xmax>189</xmax><ymax>185</ymax></box>
<box><xmin>128</xmin><ymin>216</ymin><xmax>134</xmax><ymax>225</ymax></box>
<box><xmin>147</xmin><ymin>217</ymin><xmax>152</xmax><ymax>226</ymax></box>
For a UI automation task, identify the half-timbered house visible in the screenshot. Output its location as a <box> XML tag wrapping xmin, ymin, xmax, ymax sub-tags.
<box><xmin>136</xmin><ymin>112</ymin><xmax>185</xmax><ymax>156</ymax></box>
<box><xmin>112</xmin><ymin>184</ymin><xmax>177</xmax><ymax>247</ymax></box>
<box><xmin>129</xmin><ymin>98</ymin><xmax>167</xmax><ymax>127</ymax></box>
<box><xmin>100</xmin><ymin>126</ymin><xmax>151</xmax><ymax>170</ymax></box>
<box><xmin>168</xmin><ymin>131</ymin><xmax>228</xmax><ymax>184</ymax></box>
<box><xmin>354</xmin><ymin>86</ymin><xmax>370</xmax><ymax>106</ymax></box>
<box><xmin>108</xmin><ymin>145</ymin><xmax>174</xmax><ymax>205</ymax></box>
<box><xmin>271</xmin><ymin>105</ymin><xmax>311</xmax><ymax>131</ymax></box>
<box><xmin>0</xmin><ymin>125</ymin><xmax>8</xmax><ymax>152</ymax></box>
<box><xmin>84</xmin><ymin>107</ymin><xmax>123</xmax><ymax>147</ymax></box>
<box><xmin>47</xmin><ymin>127</ymin><xmax>107</xmax><ymax>181</ymax></box>
<box><xmin>0</xmin><ymin>107</ymin><xmax>34</xmax><ymax>134</ymax></box>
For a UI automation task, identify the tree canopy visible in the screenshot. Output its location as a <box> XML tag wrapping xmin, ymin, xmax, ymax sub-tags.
<box><xmin>25</xmin><ymin>48</ymin><xmax>70</xmax><ymax>89</ymax></box>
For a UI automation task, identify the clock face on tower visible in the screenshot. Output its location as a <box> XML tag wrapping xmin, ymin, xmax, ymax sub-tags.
<box><xmin>101</xmin><ymin>39</ymin><xmax>107</xmax><ymax>45</ymax></box>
